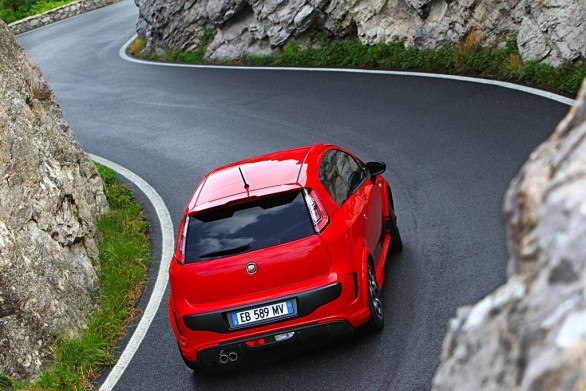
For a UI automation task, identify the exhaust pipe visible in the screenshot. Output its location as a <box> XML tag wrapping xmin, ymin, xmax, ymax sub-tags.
<box><xmin>218</xmin><ymin>350</ymin><xmax>238</xmax><ymax>364</ymax></box>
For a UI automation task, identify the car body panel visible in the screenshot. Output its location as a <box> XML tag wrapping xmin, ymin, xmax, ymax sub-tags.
<box><xmin>179</xmin><ymin>235</ymin><xmax>331</xmax><ymax>305</ymax></box>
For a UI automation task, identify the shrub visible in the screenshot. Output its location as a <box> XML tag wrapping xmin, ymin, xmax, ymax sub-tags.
<box><xmin>135</xmin><ymin>29</ymin><xmax>215</xmax><ymax>65</ymax></box>
<box><xmin>0</xmin><ymin>0</ymin><xmax>77</xmax><ymax>23</ymax></box>
<box><xmin>127</xmin><ymin>36</ymin><xmax>147</xmax><ymax>55</ymax></box>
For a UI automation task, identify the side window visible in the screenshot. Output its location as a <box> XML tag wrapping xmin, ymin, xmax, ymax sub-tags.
<box><xmin>319</xmin><ymin>150</ymin><xmax>366</xmax><ymax>206</ymax></box>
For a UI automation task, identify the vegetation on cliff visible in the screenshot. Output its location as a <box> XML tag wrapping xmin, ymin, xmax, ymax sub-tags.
<box><xmin>0</xmin><ymin>0</ymin><xmax>77</xmax><ymax>24</ymax></box>
<box><xmin>130</xmin><ymin>33</ymin><xmax>585</xmax><ymax>96</ymax></box>
<box><xmin>37</xmin><ymin>164</ymin><xmax>150</xmax><ymax>390</ymax></box>
<box><xmin>1</xmin><ymin>164</ymin><xmax>151</xmax><ymax>390</ymax></box>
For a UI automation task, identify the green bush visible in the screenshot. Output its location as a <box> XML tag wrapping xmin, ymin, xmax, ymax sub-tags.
<box><xmin>30</xmin><ymin>0</ymin><xmax>72</xmax><ymax>14</ymax></box>
<box><xmin>133</xmin><ymin>34</ymin><xmax>585</xmax><ymax>95</ymax></box>
<box><xmin>135</xmin><ymin>29</ymin><xmax>216</xmax><ymax>65</ymax></box>
<box><xmin>0</xmin><ymin>0</ymin><xmax>76</xmax><ymax>23</ymax></box>
<box><xmin>95</xmin><ymin>162</ymin><xmax>116</xmax><ymax>185</ymax></box>
<box><xmin>519</xmin><ymin>60</ymin><xmax>586</xmax><ymax>93</ymax></box>
<box><xmin>271</xmin><ymin>38</ymin><xmax>584</xmax><ymax>94</ymax></box>
<box><xmin>0</xmin><ymin>7</ymin><xmax>16</xmax><ymax>23</ymax></box>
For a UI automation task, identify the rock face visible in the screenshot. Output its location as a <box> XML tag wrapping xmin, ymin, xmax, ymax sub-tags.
<box><xmin>134</xmin><ymin>0</ymin><xmax>585</xmax><ymax>65</ymax></box>
<box><xmin>0</xmin><ymin>21</ymin><xmax>108</xmax><ymax>381</ymax></box>
<box><xmin>432</xmin><ymin>79</ymin><xmax>586</xmax><ymax>390</ymax></box>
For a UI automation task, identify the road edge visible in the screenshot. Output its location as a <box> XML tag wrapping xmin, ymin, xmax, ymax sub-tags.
<box><xmin>90</xmin><ymin>154</ymin><xmax>174</xmax><ymax>391</ymax></box>
<box><xmin>119</xmin><ymin>34</ymin><xmax>574</xmax><ymax>107</ymax></box>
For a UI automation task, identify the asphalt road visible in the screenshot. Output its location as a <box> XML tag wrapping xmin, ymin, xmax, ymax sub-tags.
<box><xmin>18</xmin><ymin>1</ymin><xmax>570</xmax><ymax>389</ymax></box>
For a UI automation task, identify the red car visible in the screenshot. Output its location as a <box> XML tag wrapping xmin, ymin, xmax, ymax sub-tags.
<box><xmin>168</xmin><ymin>144</ymin><xmax>402</xmax><ymax>369</ymax></box>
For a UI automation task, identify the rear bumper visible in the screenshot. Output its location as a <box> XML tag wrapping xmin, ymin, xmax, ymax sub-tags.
<box><xmin>197</xmin><ymin>320</ymin><xmax>354</xmax><ymax>367</ymax></box>
<box><xmin>169</xmin><ymin>270</ymin><xmax>372</xmax><ymax>363</ymax></box>
<box><xmin>183</xmin><ymin>283</ymin><xmax>342</xmax><ymax>333</ymax></box>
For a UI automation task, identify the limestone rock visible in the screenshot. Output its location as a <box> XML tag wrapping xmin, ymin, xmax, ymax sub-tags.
<box><xmin>0</xmin><ymin>21</ymin><xmax>108</xmax><ymax>381</ymax></box>
<box><xmin>432</xmin><ymin>79</ymin><xmax>586</xmax><ymax>390</ymax></box>
<box><xmin>134</xmin><ymin>0</ymin><xmax>585</xmax><ymax>65</ymax></box>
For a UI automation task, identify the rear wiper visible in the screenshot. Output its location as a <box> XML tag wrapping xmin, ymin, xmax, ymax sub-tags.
<box><xmin>199</xmin><ymin>244</ymin><xmax>251</xmax><ymax>259</ymax></box>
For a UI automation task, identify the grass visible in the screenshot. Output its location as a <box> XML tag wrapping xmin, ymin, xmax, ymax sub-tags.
<box><xmin>2</xmin><ymin>163</ymin><xmax>152</xmax><ymax>390</ymax></box>
<box><xmin>1</xmin><ymin>0</ymin><xmax>78</xmax><ymax>24</ymax></box>
<box><xmin>134</xmin><ymin>29</ymin><xmax>216</xmax><ymax>64</ymax></box>
<box><xmin>1</xmin><ymin>376</ymin><xmax>18</xmax><ymax>390</ymax></box>
<box><xmin>131</xmin><ymin>32</ymin><xmax>586</xmax><ymax>96</ymax></box>
<box><xmin>29</xmin><ymin>0</ymin><xmax>72</xmax><ymax>14</ymax></box>
<box><xmin>127</xmin><ymin>36</ymin><xmax>146</xmax><ymax>56</ymax></box>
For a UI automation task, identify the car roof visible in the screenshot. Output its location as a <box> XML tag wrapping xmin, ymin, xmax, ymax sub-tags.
<box><xmin>188</xmin><ymin>145</ymin><xmax>326</xmax><ymax>213</ymax></box>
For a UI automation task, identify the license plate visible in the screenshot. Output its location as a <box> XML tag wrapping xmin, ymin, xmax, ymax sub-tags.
<box><xmin>229</xmin><ymin>300</ymin><xmax>296</xmax><ymax>328</ymax></box>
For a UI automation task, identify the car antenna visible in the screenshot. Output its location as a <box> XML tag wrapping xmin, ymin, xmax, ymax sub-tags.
<box><xmin>238</xmin><ymin>167</ymin><xmax>250</xmax><ymax>190</ymax></box>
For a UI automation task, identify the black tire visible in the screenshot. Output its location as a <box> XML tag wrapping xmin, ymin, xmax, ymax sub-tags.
<box><xmin>389</xmin><ymin>210</ymin><xmax>403</xmax><ymax>253</ymax></box>
<box><xmin>363</xmin><ymin>263</ymin><xmax>384</xmax><ymax>333</ymax></box>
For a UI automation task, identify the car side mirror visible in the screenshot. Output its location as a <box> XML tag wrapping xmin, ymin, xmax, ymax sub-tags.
<box><xmin>366</xmin><ymin>161</ymin><xmax>386</xmax><ymax>177</ymax></box>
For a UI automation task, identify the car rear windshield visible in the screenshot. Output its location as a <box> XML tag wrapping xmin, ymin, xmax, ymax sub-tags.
<box><xmin>184</xmin><ymin>190</ymin><xmax>315</xmax><ymax>263</ymax></box>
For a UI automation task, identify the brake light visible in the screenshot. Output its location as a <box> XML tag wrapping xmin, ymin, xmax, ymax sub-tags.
<box><xmin>303</xmin><ymin>189</ymin><xmax>329</xmax><ymax>232</ymax></box>
<box><xmin>245</xmin><ymin>338</ymin><xmax>266</xmax><ymax>347</ymax></box>
<box><xmin>174</xmin><ymin>216</ymin><xmax>189</xmax><ymax>265</ymax></box>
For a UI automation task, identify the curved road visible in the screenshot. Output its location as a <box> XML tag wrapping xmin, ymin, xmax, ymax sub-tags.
<box><xmin>18</xmin><ymin>1</ymin><xmax>570</xmax><ymax>389</ymax></box>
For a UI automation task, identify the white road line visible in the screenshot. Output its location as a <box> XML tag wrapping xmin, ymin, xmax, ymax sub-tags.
<box><xmin>91</xmin><ymin>154</ymin><xmax>174</xmax><ymax>391</ymax></box>
<box><xmin>119</xmin><ymin>34</ymin><xmax>574</xmax><ymax>107</ymax></box>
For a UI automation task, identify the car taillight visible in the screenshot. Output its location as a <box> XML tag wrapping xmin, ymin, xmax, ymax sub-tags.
<box><xmin>245</xmin><ymin>338</ymin><xmax>266</xmax><ymax>347</ymax></box>
<box><xmin>174</xmin><ymin>216</ymin><xmax>189</xmax><ymax>265</ymax></box>
<box><xmin>303</xmin><ymin>189</ymin><xmax>329</xmax><ymax>233</ymax></box>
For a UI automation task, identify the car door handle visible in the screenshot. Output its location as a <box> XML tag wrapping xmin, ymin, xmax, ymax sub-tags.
<box><xmin>363</xmin><ymin>214</ymin><xmax>368</xmax><ymax>220</ymax></box>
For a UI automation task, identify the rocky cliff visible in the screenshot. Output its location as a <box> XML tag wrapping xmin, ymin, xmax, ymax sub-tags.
<box><xmin>135</xmin><ymin>0</ymin><xmax>585</xmax><ymax>65</ymax></box>
<box><xmin>432</xmin><ymin>79</ymin><xmax>586</xmax><ymax>390</ymax></box>
<box><xmin>0</xmin><ymin>21</ymin><xmax>108</xmax><ymax>381</ymax></box>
